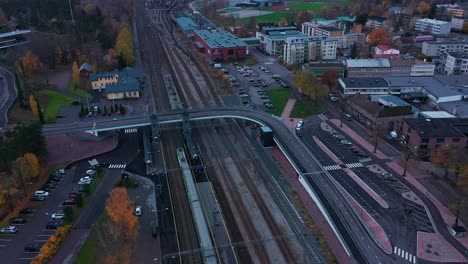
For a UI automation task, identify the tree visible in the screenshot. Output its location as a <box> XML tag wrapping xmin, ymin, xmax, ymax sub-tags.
<box><xmin>320</xmin><ymin>70</ymin><xmax>340</xmax><ymax>91</ymax></box>
<box><xmin>368</xmin><ymin>28</ymin><xmax>391</xmax><ymax>47</ymax></box>
<box><xmin>12</xmin><ymin>157</ymin><xmax>31</xmax><ymax>197</ymax></box>
<box><xmin>72</xmin><ymin>60</ymin><xmax>80</xmax><ymax>86</ymax></box>
<box><xmin>295</xmin><ymin>10</ymin><xmax>313</xmax><ymax>27</ymax></box>
<box><xmin>16</xmin><ymin>50</ymin><xmax>41</xmax><ymax>78</ymax></box>
<box><xmin>278</xmin><ymin>17</ymin><xmax>288</xmax><ymax>27</ymax></box>
<box><xmin>24</xmin><ymin>153</ymin><xmax>40</xmax><ymax>178</ymax></box>
<box><xmin>415</xmin><ymin>1</ymin><xmax>431</xmax><ymax>15</ymax></box>
<box><xmin>105</xmin><ymin>188</ymin><xmax>138</xmax><ymax>241</ymax></box>
<box><xmin>115</xmin><ymin>23</ymin><xmax>134</xmax><ymax>67</ymax></box>
<box><xmin>247</xmin><ymin>17</ymin><xmax>257</xmax><ymax>33</ymax></box>
<box><xmin>29</xmin><ymin>95</ymin><xmax>39</xmax><ymax>117</ymax></box>
<box><xmin>431</xmin><ymin>145</ymin><xmax>457</xmax><ymax>179</ymax></box>
<box><xmin>355</xmin><ymin>13</ymin><xmax>368</xmax><ymax>25</ymax></box>
<box><xmin>235</xmin><ymin>26</ymin><xmax>250</xmax><ymax>38</ymax></box>
<box><xmin>294</xmin><ymin>71</ymin><xmax>326</xmax><ymax>100</ymax></box>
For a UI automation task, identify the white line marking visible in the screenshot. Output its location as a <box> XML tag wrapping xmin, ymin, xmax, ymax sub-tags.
<box><xmin>413</xmin><ymin>256</ymin><xmax>416</xmax><ymax>263</ymax></box>
<box><xmin>394</xmin><ymin>246</ymin><xmax>397</xmax><ymax>254</ymax></box>
<box><xmin>405</xmin><ymin>252</ymin><xmax>408</xmax><ymax>260</ymax></box>
<box><xmin>397</xmin><ymin>248</ymin><xmax>401</xmax><ymax>256</ymax></box>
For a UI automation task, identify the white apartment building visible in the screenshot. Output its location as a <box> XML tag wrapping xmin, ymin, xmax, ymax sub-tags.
<box><xmin>422</xmin><ymin>41</ymin><xmax>468</xmax><ymax>57</ymax></box>
<box><xmin>283</xmin><ymin>36</ymin><xmax>311</xmax><ymax>65</ymax></box>
<box><xmin>410</xmin><ymin>63</ymin><xmax>436</xmax><ymax>76</ymax></box>
<box><xmin>415</xmin><ymin>18</ymin><xmax>451</xmax><ymax>35</ymax></box>
<box><xmin>442</xmin><ymin>52</ymin><xmax>468</xmax><ymax>75</ymax></box>
<box><xmin>308</xmin><ymin>36</ymin><xmax>338</xmax><ymax>61</ymax></box>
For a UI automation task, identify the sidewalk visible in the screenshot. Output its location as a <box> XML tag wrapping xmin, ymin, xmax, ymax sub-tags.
<box><xmin>280</xmin><ymin>99</ymin><xmax>301</xmax><ymax>131</ymax></box>
<box><xmin>328</xmin><ymin>118</ymin><xmax>468</xmax><ymax>262</ymax></box>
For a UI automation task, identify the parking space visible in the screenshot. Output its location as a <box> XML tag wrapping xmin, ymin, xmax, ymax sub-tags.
<box><xmin>0</xmin><ymin>164</ymin><xmax>101</xmax><ymax>263</ymax></box>
<box><xmin>316</xmin><ymin>129</ymin><xmax>372</xmax><ymax>164</ymax></box>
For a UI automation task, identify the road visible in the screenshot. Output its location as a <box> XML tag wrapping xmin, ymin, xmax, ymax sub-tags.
<box><xmin>0</xmin><ymin>67</ymin><xmax>17</xmax><ymax>128</ymax></box>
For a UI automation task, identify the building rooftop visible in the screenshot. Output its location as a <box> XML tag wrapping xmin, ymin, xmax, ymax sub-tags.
<box><xmin>379</xmin><ymin>95</ymin><xmax>410</xmax><ymax>107</ymax></box>
<box><xmin>341</xmin><ymin>77</ymin><xmax>388</xmax><ymax>88</ymax></box>
<box><xmin>417</xmin><ymin>18</ymin><xmax>450</xmax><ymax>25</ymax></box>
<box><xmin>318</xmin><ymin>26</ymin><xmax>342</xmax><ymax>32</ymax></box>
<box><xmin>420</xmin><ymin>111</ymin><xmax>456</xmax><ymax>118</ymax></box>
<box><xmin>384</xmin><ymin>76</ymin><xmax>468</xmax><ymax>99</ymax></box>
<box><xmin>403</xmin><ymin>118</ymin><xmax>468</xmax><ymax>138</ymax></box>
<box><xmin>376</xmin><ymin>44</ymin><xmax>395</xmax><ymax>51</ymax></box>
<box><xmin>261</xmin><ymin>26</ymin><xmax>298</xmax><ymax>35</ymax></box>
<box><xmin>388</xmin><ymin>57</ymin><xmax>413</xmax><ymax>67</ymax></box>
<box><xmin>438</xmin><ymin>101</ymin><xmax>468</xmax><ymax>118</ymax></box>
<box><xmin>195</xmin><ymin>30</ymin><xmax>247</xmax><ymax>48</ymax></box>
<box><xmin>447</xmin><ymin>52</ymin><xmax>468</xmax><ymax>58</ymax></box>
<box><xmin>175</xmin><ymin>16</ymin><xmax>199</xmax><ymax>34</ymax></box>
<box><xmin>90</xmin><ymin>67</ymin><xmax>141</xmax><ymax>93</ymax></box>
<box><xmin>106</xmin><ymin>79</ymin><xmax>141</xmax><ymax>93</ymax></box>
<box><xmin>346</xmin><ymin>58</ymin><xmax>391</xmax><ymax>68</ymax></box>
<box><xmin>304</xmin><ymin>60</ymin><xmax>345</xmax><ymax>68</ymax></box>
<box><xmin>79</xmin><ymin>62</ymin><xmax>91</xmax><ymax>72</ymax></box>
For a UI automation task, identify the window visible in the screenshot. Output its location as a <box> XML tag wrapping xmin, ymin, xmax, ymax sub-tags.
<box><xmin>453</xmin><ymin>138</ymin><xmax>460</xmax><ymax>143</ymax></box>
<box><xmin>436</xmin><ymin>138</ymin><xmax>444</xmax><ymax>144</ymax></box>
<box><xmin>421</xmin><ymin>138</ymin><xmax>429</xmax><ymax>144</ymax></box>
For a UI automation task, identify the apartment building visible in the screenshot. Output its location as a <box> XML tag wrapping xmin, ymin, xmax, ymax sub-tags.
<box><xmin>422</xmin><ymin>41</ymin><xmax>468</xmax><ymax>57</ymax></box>
<box><xmin>257</xmin><ymin>26</ymin><xmax>305</xmax><ymax>57</ymax></box>
<box><xmin>441</xmin><ymin>52</ymin><xmax>468</xmax><ymax>75</ymax></box>
<box><xmin>415</xmin><ymin>18</ymin><xmax>452</xmax><ymax>35</ymax></box>
<box><xmin>283</xmin><ymin>36</ymin><xmax>311</xmax><ymax>65</ymax></box>
<box><xmin>365</xmin><ymin>16</ymin><xmax>388</xmax><ymax>30</ymax></box>
<box><xmin>445</xmin><ymin>2</ymin><xmax>468</xmax><ymax>18</ymax></box>
<box><xmin>308</xmin><ymin>36</ymin><xmax>338</xmax><ymax>60</ymax></box>
<box><xmin>374</xmin><ymin>44</ymin><xmax>400</xmax><ymax>58</ymax></box>
<box><xmin>338</xmin><ymin>33</ymin><xmax>366</xmax><ymax>49</ymax></box>
<box><xmin>302</xmin><ymin>22</ymin><xmax>343</xmax><ymax>37</ymax></box>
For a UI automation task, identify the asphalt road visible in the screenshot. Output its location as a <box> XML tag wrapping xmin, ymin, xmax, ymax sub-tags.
<box><xmin>0</xmin><ymin>67</ymin><xmax>17</xmax><ymax>128</ymax></box>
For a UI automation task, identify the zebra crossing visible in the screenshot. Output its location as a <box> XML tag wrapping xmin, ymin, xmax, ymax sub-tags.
<box><xmin>108</xmin><ymin>164</ymin><xmax>127</xmax><ymax>169</ymax></box>
<box><xmin>323</xmin><ymin>165</ymin><xmax>341</xmax><ymax>171</ymax></box>
<box><xmin>394</xmin><ymin>246</ymin><xmax>416</xmax><ymax>263</ymax></box>
<box><xmin>124</xmin><ymin>128</ymin><xmax>138</xmax><ymax>133</ymax></box>
<box><xmin>345</xmin><ymin>162</ymin><xmax>364</xmax><ymax>168</ymax></box>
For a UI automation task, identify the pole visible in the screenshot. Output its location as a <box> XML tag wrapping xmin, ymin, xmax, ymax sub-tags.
<box><xmin>69</xmin><ymin>0</ymin><xmax>75</xmax><ymax>26</ymax></box>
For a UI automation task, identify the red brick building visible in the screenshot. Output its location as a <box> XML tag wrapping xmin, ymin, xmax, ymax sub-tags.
<box><xmin>395</xmin><ymin>118</ymin><xmax>468</xmax><ymax>158</ymax></box>
<box><xmin>194</xmin><ymin>30</ymin><xmax>247</xmax><ymax>62</ymax></box>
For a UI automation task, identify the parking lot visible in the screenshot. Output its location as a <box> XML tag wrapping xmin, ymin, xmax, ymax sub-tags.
<box><xmin>0</xmin><ymin>164</ymin><xmax>100</xmax><ymax>263</ymax></box>
<box><xmin>220</xmin><ymin>62</ymin><xmax>290</xmax><ymax>111</ymax></box>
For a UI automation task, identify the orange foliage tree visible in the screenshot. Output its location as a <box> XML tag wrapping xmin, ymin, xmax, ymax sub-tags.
<box><xmin>16</xmin><ymin>50</ymin><xmax>41</xmax><ymax>78</ymax></box>
<box><xmin>368</xmin><ymin>28</ymin><xmax>391</xmax><ymax>47</ymax></box>
<box><xmin>29</xmin><ymin>95</ymin><xmax>39</xmax><ymax>117</ymax></box>
<box><xmin>278</xmin><ymin>17</ymin><xmax>288</xmax><ymax>27</ymax></box>
<box><xmin>24</xmin><ymin>153</ymin><xmax>40</xmax><ymax>178</ymax></box>
<box><xmin>415</xmin><ymin>1</ymin><xmax>431</xmax><ymax>15</ymax></box>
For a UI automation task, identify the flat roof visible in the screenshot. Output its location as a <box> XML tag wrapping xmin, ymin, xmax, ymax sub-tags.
<box><xmin>420</xmin><ymin>111</ymin><xmax>456</xmax><ymax>118</ymax></box>
<box><xmin>341</xmin><ymin>77</ymin><xmax>388</xmax><ymax>88</ymax></box>
<box><xmin>384</xmin><ymin>76</ymin><xmax>468</xmax><ymax>98</ymax></box>
<box><xmin>403</xmin><ymin>118</ymin><xmax>468</xmax><ymax>138</ymax></box>
<box><xmin>175</xmin><ymin>17</ymin><xmax>199</xmax><ymax>34</ymax></box>
<box><xmin>195</xmin><ymin>30</ymin><xmax>247</xmax><ymax>48</ymax></box>
<box><xmin>417</xmin><ymin>18</ymin><xmax>450</xmax><ymax>25</ymax></box>
<box><xmin>346</xmin><ymin>58</ymin><xmax>390</xmax><ymax>68</ymax></box>
<box><xmin>379</xmin><ymin>95</ymin><xmax>410</xmax><ymax>107</ymax></box>
<box><xmin>438</xmin><ymin>101</ymin><xmax>468</xmax><ymax>118</ymax></box>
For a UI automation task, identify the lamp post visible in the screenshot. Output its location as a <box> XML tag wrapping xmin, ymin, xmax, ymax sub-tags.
<box><xmin>402</xmin><ymin>146</ymin><xmax>418</xmax><ymax>177</ymax></box>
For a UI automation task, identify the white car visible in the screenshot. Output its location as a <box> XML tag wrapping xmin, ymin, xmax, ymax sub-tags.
<box><xmin>0</xmin><ymin>226</ymin><xmax>17</xmax><ymax>234</ymax></box>
<box><xmin>340</xmin><ymin>140</ymin><xmax>352</xmax><ymax>145</ymax></box>
<box><xmin>35</xmin><ymin>190</ymin><xmax>49</xmax><ymax>197</ymax></box>
<box><xmin>134</xmin><ymin>206</ymin><xmax>142</xmax><ymax>216</ymax></box>
<box><xmin>51</xmin><ymin>213</ymin><xmax>65</xmax><ymax>220</ymax></box>
<box><xmin>86</xmin><ymin>170</ymin><xmax>96</xmax><ymax>176</ymax></box>
<box><xmin>78</xmin><ymin>176</ymin><xmax>92</xmax><ymax>185</ymax></box>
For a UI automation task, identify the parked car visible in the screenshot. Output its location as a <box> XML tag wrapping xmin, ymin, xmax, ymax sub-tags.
<box><xmin>78</xmin><ymin>176</ymin><xmax>92</xmax><ymax>185</ymax></box>
<box><xmin>330</xmin><ymin>97</ymin><xmax>338</xmax><ymax>102</ymax></box>
<box><xmin>24</xmin><ymin>243</ymin><xmax>41</xmax><ymax>252</ymax></box>
<box><xmin>20</xmin><ymin>208</ymin><xmax>33</xmax><ymax>215</ymax></box>
<box><xmin>340</xmin><ymin>140</ymin><xmax>352</xmax><ymax>145</ymax></box>
<box><xmin>57</xmin><ymin>169</ymin><xmax>65</xmax><ymax>175</ymax></box>
<box><xmin>31</xmin><ymin>195</ymin><xmax>45</xmax><ymax>201</ymax></box>
<box><xmin>356</xmin><ymin>151</ymin><xmax>368</xmax><ymax>158</ymax></box>
<box><xmin>1</xmin><ymin>226</ymin><xmax>17</xmax><ymax>234</ymax></box>
<box><xmin>260</xmin><ymin>95</ymin><xmax>269</xmax><ymax>100</ymax></box>
<box><xmin>134</xmin><ymin>206</ymin><xmax>142</xmax><ymax>216</ymax></box>
<box><xmin>51</xmin><ymin>213</ymin><xmax>65</xmax><ymax>220</ymax></box>
<box><xmin>35</xmin><ymin>190</ymin><xmax>49</xmax><ymax>197</ymax></box>
<box><xmin>10</xmin><ymin>217</ymin><xmax>26</xmax><ymax>224</ymax></box>
<box><xmin>86</xmin><ymin>170</ymin><xmax>96</xmax><ymax>176</ymax></box>
<box><xmin>62</xmin><ymin>199</ymin><xmax>76</xmax><ymax>206</ymax></box>
<box><xmin>46</xmin><ymin>221</ymin><xmax>63</xmax><ymax>229</ymax></box>
<box><xmin>240</xmin><ymin>94</ymin><xmax>249</xmax><ymax>98</ymax></box>
<box><xmin>68</xmin><ymin>193</ymin><xmax>77</xmax><ymax>199</ymax></box>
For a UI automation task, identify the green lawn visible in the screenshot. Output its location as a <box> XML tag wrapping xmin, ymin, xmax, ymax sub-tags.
<box><xmin>67</xmin><ymin>84</ymin><xmax>92</xmax><ymax>98</ymax></box>
<box><xmin>37</xmin><ymin>90</ymin><xmax>75</xmax><ymax>123</ymax></box>
<box><xmin>290</xmin><ymin>99</ymin><xmax>323</xmax><ymax>118</ymax></box>
<box><xmin>238</xmin><ymin>12</ymin><xmax>290</xmax><ymax>24</ymax></box>
<box><xmin>287</xmin><ymin>3</ymin><xmax>329</xmax><ymax>10</ymax></box>
<box><xmin>266</xmin><ymin>88</ymin><xmax>291</xmax><ymax>116</ymax></box>
<box><xmin>74</xmin><ymin>211</ymin><xmax>109</xmax><ymax>264</ymax></box>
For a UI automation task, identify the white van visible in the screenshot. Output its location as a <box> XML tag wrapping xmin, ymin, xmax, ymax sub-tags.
<box><xmin>213</xmin><ymin>63</ymin><xmax>222</xmax><ymax>69</ymax></box>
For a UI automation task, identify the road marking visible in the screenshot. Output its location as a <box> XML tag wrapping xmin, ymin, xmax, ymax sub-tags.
<box><xmin>413</xmin><ymin>256</ymin><xmax>416</xmax><ymax>263</ymax></box>
<box><xmin>345</xmin><ymin>162</ymin><xmax>364</xmax><ymax>168</ymax></box>
<box><xmin>124</xmin><ymin>128</ymin><xmax>138</xmax><ymax>133</ymax></box>
<box><xmin>394</xmin><ymin>246</ymin><xmax>397</xmax><ymax>254</ymax></box>
<box><xmin>37</xmin><ymin>234</ymin><xmax>51</xmax><ymax>237</ymax></box>
<box><xmin>397</xmin><ymin>248</ymin><xmax>401</xmax><ymax>255</ymax></box>
<box><xmin>0</xmin><ymin>239</ymin><xmax>12</xmax><ymax>241</ymax></box>
<box><xmin>0</xmin><ymin>245</ymin><xmax>6</xmax><ymax>247</ymax></box>
<box><xmin>19</xmin><ymin>257</ymin><xmax>35</xmax><ymax>260</ymax></box>
<box><xmin>34</xmin><ymin>239</ymin><xmax>48</xmax><ymax>242</ymax></box>
<box><xmin>323</xmin><ymin>165</ymin><xmax>341</xmax><ymax>171</ymax></box>
<box><xmin>41</xmin><ymin>230</ymin><xmax>55</xmax><ymax>232</ymax></box>
<box><xmin>109</xmin><ymin>164</ymin><xmax>127</xmax><ymax>169</ymax></box>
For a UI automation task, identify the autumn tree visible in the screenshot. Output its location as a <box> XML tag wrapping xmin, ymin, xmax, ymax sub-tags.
<box><xmin>115</xmin><ymin>23</ymin><xmax>135</xmax><ymax>67</ymax></box>
<box><xmin>368</xmin><ymin>28</ymin><xmax>391</xmax><ymax>47</ymax></box>
<box><xmin>103</xmin><ymin>188</ymin><xmax>138</xmax><ymax>263</ymax></box>
<box><xmin>11</xmin><ymin>156</ymin><xmax>31</xmax><ymax>196</ymax></box>
<box><xmin>235</xmin><ymin>26</ymin><xmax>250</xmax><ymax>38</ymax></box>
<box><xmin>415</xmin><ymin>1</ymin><xmax>431</xmax><ymax>16</ymax></box>
<box><xmin>278</xmin><ymin>17</ymin><xmax>288</xmax><ymax>27</ymax></box>
<box><xmin>320</xmin><ymin>70</ymin><xmax>340</xmax><ymax>91</ymax></box>
<box><xmin>295</xmin><ymin>10</ymin><xmax>313</xmax><ymax>27</ymax></box>
<box><xmin>72</xmin><ymin>61</ymin><xmax>80</xmax><ymax>86</ymax></box>
<box><xmin>294</xmin><ymin>71</ymin><xmax>326</xmax><ymax>101</ymax></box>
<box><xmin>29</xmin><ymin>95</ymin><xmax>39</xmax><ymax>117</ymax></box>
<box><xmin>24</xmin><ymin>153</ymin><xmax>40</xmax><ymax>178</ymax></box>
<box><xmin>431</xmin><ymin>145</ymin><xmax>457</xmax><ymax>179</ymax></box>
<box><xmin>16</xmin><ymin>50</ymin><xmax>41</xmax><ymax>78</ymax></box>
<box><xmin>247</xmin><ymin>17</ymin><xmax>257</xmax><ymax>32</ymax></box>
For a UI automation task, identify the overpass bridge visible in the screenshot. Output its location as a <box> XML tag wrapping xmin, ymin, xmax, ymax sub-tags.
<box><xmin>43</xmin><ymin>107</ymin><xmax>372</xmax><ymax>263</ymax></box>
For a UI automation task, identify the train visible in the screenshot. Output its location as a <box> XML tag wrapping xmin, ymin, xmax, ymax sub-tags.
<box><xmin>183</xmin><ymin>122</ymin><xmax>204</xmax><ymax>175</ymax></box>
<box><xmin>176</xmin><ymin>148</ymin><xmax>217</xmax><ymax>264</ymax></box>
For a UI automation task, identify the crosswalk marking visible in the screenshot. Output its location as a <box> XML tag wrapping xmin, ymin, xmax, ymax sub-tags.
<box><xmin>323</xmin><ymin>165</ymin><xmax>341</xmax><ymax>171</ymax></box>
<box><xmin>108</xmin><ymin>164</ymin><xmax>127</xmax><ymax>169</ymax></box>
<box><xmin>345</xmin><ymin>163</ymin><xmax>364</xmax><ymax>168</ymax></box>
<box><xmin>124</xmin><ymin>128</ymin><xmax>138</xmax><ymax>133</ymax></box>
<box><xmin>394</xmin><ymin>246</ymin><xmax>416</xmax><ymax>263</ymax></box>
<box><xmin>359</xmin><ymin>158</ymin><xmax>372</xmax><ymax>163</ymax></box>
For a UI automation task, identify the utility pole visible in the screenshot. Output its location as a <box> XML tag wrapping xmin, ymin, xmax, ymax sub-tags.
<box><xmin>69</xmin><ymin>0</ymin><xmax>75</xmax><ymax>26</ymax></box>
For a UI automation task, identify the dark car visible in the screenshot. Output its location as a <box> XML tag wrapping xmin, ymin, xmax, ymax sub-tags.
<box><xmin>68</xmin><ymin>193</ymin><xmax>77</xmax><ymax>199</ymax></box>
<box><xmin>31</xmin><ymin>195</ymin><xmax>45</xmax><ymax>201</ymax></box>
<box><xmin>20</xmin><ymin>208</ymin><xmax>33</xmax><ymax>215</ymax></box>
<box><xmin>10</xmin><ymin>217</ymin><xmax>26</xmax><ymax>224</ymax></box>
<box><xmin>62</xmin><ymin>199</ymin><xmax>76</xmax><ymax>206</ymax></box>
<box><xmin>24</xmin><ymin>243</ymin><xmax>41</xmax><ymax>252</ymax></box>
<box><xmin>46</xmin><ymin>221</ymin><xmax>63</xmax><ymax>229</ymax></box>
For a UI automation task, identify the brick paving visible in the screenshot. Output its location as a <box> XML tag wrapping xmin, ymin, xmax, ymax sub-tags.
<box><xmin>417</xmin><ymin>232</ymin><xmax>467</xmax><ymax>263</ymax></box>
<box><xmin>268</xmin><ymin>146</ymin><xmax>353</xmax><ymax>264</ymax></box>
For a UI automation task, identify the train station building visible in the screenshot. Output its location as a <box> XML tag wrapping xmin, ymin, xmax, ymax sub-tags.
<box><xmin>193</xmin><ymin>30</ymin><xmax>247</xmax><ymax>62</ymax></box>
